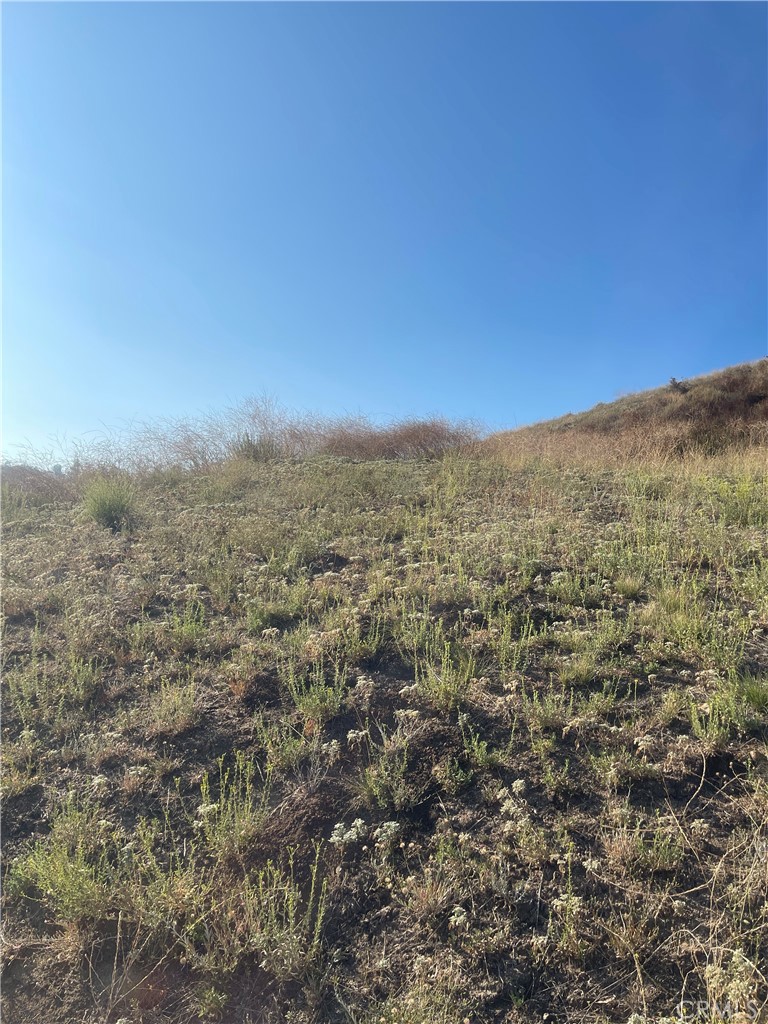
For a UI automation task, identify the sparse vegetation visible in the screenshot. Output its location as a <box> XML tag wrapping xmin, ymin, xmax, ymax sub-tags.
<box><xmin>2</xmin><ymin>372</ymin><xmax>767</xmax><ymax>1023</ymax></box>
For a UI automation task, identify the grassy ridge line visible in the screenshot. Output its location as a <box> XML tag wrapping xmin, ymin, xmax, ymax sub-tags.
<box><xmin>2</xmin><ymin>368</ymin><xmax>767</xmax><ymax>1023</ymax></box>
<box><xmin>489</xmin><ymin>359</ymin><xmax>768</xmax><ymax>462</ymax></box>
<box><xmin>5</xmin><ymin>401</ymin><xmax>480</xmax><ymax>476</ymax></box>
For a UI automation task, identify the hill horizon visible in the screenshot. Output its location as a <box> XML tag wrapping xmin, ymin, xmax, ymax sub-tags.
<box><xmin>4</xmin><ymin>368</ymin><xmax>767</xmax><ymax>1024</ymax></box>
<box><xmin>4</xmin><ymin>358</ymin><xmax>766</xmax><ymax>475</ymax></box>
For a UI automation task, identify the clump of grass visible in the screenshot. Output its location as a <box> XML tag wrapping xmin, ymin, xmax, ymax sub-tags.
<box><xmin>557</xmin><ymin>651</ymin><xmax>598</xmax><ymax>686</ymax></box>
<box><xmin>414</xmin><ymin>636</ymin><xmax>475</xmax><ymax>712</ymax></box>
<box><xmin>602</xmin><ymin>814</ymin><xmax>684</xmax><ymax>876</ymax></box>
<box><xmin>168</xmin><ymin>600</ymin><xmax>206</xmax><ymax>653</ymax></box>
<box><xmin>197</xmin><ymin>751</ymin><xmax>272</xmax><ymax>861</ymax></box>
<box><xmin>522</xmin><ymin>679</ymin><xmax>574</xmax><ymax>733</ymax></box>
<box><xmin>83</xmin><ymin>476</ymin><xmax>137</xmax><ymax>531</ymax></box>
<box><xmin>253</xmin><ymin>712</ymin><xmax>311</xmax><ymax>773</ymax></box>
<box><xmin>687</xmin><ymin>672</ymin><xmax>768</xmax><ymax>750</ymax></box>
<box><xmin>358</xmin><ymin>724</ymin><xmax>421</xmax><ymax>811</ymax></box>
<box><xmin>739</xmin><ymin>672</ymin><xmax>768</xmax><ymax>715</ymax></box>
<box><xmin>282</xmin><ymin>658</ymin><xmax>347</xmax><ymax>728</ymax></box>
<box><xmin>242</xmin><ymin>845</ymin><xmax>328</xmax><ymax>982</ymax></box>
<box><xmin>147</xmin><ymin>676</ymin><xmax>197</xmax><ymax>736</ymax></box>
<box><xmin>614</xmin><ymin>575</ymin><xmax>644</xmax><ymax>600</ymax></box>
<box><xmin>7</xmin><ymin>796</ymin><xmax>116</xmax><ymax>923</ymax></box>
<box><xmin>5</xmin><ymin>646</ymin><xmax>102</xmax><ymax>733</ymax></box>
<box><xmin>363</xmin><ymin>978</ymin><xmax>472</xmax><ymax>1024</ymax></box>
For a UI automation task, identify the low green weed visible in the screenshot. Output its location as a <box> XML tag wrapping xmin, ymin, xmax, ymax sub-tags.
<box><xmin>197</xmin><ymin>751</ymin><xmax>272</xmax><ymax>861</ymax></box>
<box><xmin>8</xmin><ymin>797</ymin><xmax>116</xmax><ymax>923</ymax></box>
<box><xmin>253</xmin><ymin>712</ymin><xmax>311</xmax><ymax>773</ymax></box>
<box><xmin>358</xmin><ymin>725</ymin><xmax>418</xmax><ymax>811</ymax></box>
<box><xmin>168</xmin><ymin>599</ymin><xmax>206</xmax><ymax>653</ymax></box>
<box><xmin>282</xmin><ymin>659</ymin><xmax>347</xmax><ymax>728</ymax></box>
<box><xmin>415</xmin><ymin>636</ymin><xmax>475</xmax><ymax>712</ymax></box>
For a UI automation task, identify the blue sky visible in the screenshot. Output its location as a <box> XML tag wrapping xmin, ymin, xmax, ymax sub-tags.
<box><xmin>3</xmin><ymin>2</ymin><xmax>766</xmax><ymax>455</ymax></box>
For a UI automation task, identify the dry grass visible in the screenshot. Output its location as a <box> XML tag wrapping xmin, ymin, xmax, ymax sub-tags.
<box><xmin>9</xmin><ymin>399</ymin><xmax>479</xmax><ymax>474</ymax></box>
<box><xmin>2</xmin><ymin>370</ymin><xmax>767</xmax><ymax>1024</ymax></box>
<box><xmin>489</xmin><ymin>359</ymin><xmax>768</xmax><ymax>465</ymax></box>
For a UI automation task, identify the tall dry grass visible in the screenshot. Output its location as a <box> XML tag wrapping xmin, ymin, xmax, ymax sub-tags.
<box><xmin>5</xmin><ymin>398</ymin><xmax>480</xmax><ymax>478</ymax></box>
<box><xmin>488</xmin><ymin>359</ymin><xmax>768</xmax><ymax>470</ymax></box>
<box><xmin>487</xmin><ymin>419</ymin><xmax>768</xmax><ymax>471</ymax></box>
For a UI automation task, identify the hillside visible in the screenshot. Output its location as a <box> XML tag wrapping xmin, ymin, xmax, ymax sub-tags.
<box><xmin>2</xmin><ymin>397</ymin><xmax>768</xmax><ymax>1024</ymax></box>
<box><xmin>491</xmin><ymin>359</ymin><xmax>768</xmax><ymax>460</ymax></box>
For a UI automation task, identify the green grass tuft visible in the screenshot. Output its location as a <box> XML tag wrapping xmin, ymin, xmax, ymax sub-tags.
<box><xmin>83</xmin><ymin>476</ymin><xmax>137</xmax><ymax>531</ymax></box>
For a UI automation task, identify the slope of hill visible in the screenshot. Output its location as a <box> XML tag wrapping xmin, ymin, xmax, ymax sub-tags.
<box><xmin>2</xmin><ymin>397</ymin><xmax>767</xmax><ymax>1024</ymax></box>
<box><xmin>492</xmin><ymin>359</ymin><xmax>768</xmax><ymax>460</ymax></box>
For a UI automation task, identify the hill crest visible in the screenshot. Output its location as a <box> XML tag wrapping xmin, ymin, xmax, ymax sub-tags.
<box><xmin>493</xmin><ymin>358</ymin><xmax>768</xmax><ymax>457</ymax></box>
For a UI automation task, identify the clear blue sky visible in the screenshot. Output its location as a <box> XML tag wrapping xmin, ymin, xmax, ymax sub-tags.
<box><xmin>3</xmin><ymin>1</ymin><xmax>767</xmax><ymax>455</ymax></box>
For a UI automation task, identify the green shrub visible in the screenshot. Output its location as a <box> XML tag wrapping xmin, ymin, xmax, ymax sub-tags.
<box><xmin>83</xmin><ymin>477</ymin><xmax>137</xmax><ymax>531</ymax></box>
